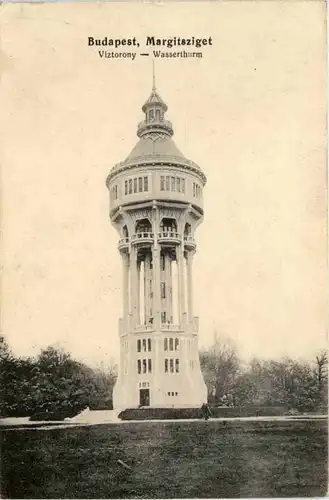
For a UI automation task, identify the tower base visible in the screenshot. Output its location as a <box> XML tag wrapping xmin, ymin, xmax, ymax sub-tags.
<box><xmin>113</xmin><ymin>366</ymin><xmax>207</xmax><ymax>411</ymax></box>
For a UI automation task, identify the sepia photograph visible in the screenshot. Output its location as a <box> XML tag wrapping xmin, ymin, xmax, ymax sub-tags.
<box><xmin>0</xmin><ymin>1</ymin><xmax>327</xmax><ymax>498</ymax></box>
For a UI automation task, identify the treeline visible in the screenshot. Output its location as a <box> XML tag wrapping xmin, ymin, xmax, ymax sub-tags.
<box><xmin>0</xmin><ymin>336</ymin><xmax>327</xmax><ymax>419</ymax></box>
<box><xmin>200</xmin><ymin>338</ymin><xmax>328</xmax><ymax>413</ymax></box>
<box><xmin>0</xmin><ymin>337</ymin><xmax>117</xmax><ymax>420</ymax></box>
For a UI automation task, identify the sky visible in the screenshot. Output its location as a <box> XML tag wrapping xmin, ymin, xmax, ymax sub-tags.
<box><xmin>1</xmin><ymin>1</ymin><xmax>327</xmax><ymax>367</ymax></box>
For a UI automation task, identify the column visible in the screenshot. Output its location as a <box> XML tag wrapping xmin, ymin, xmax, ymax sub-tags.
<box><xmin>187</xmin><ymin>250</ymin><xmax>194</xmax><ymax>321</ymax></box>
<box><xmin>122</xmin><ymin>252</ymin><xmax>129</xmax><ymax>329</ymax></box>
<box><xmin>130</xmin><ymin>245</ymin><xmax>138</xmax><ymax>327</ymax></box>
<box><xmin>136</xmin><ymin>260</ymin><xmax>141</xmax><ymax>326</ymax></box>
<box><xmin>177</xmin><ymin>244</ymin><xmax>186</xmax><ymax>326</ymax></box>
<box><xmin>144</xmin><ymin>253</ymin><xmax>152</xmax><ymax>325</ymax></box>
<box><xmin>152</xmin><ymin>244</ymin><xmax>161</xmax><ymax>330</ymax></box>
<box><xmin>166</xmin><ymin>253</ymin><xmax>173</xmax><ymax>323</ymax></box>
<box><xmin>152</xmin><ymin>206</ymin><xmax>161</xmax><ymax>330</ymax></box>
<box><xmin>140</xmin><ymin>261</ymin><xmax>145</xmax><ymax>325</ymax></box>
<box><xmin>144</xmin><ymin>257</ymin><xmax>148</xmax><ymax>325</ymax></box>
<box><xmin>171</xmin><ymin>258</ymin><xmax>179</xmax><ymax>325</ymax></box>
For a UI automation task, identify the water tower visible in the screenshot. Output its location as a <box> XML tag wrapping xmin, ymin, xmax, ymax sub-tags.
<box><xmin>106</xmin><ymin>79</ymin><xmax>207</xmax><ymax>409</ymax></box>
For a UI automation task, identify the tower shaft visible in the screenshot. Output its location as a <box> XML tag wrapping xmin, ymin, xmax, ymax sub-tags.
<box><xmin>107</xmin><ymin>82</ymin><xmax>207</xmax><ymax>409</ymax></box>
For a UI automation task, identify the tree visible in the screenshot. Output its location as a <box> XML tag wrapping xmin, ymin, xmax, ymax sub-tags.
<box><xmin>313</xmin><ymin>350</ymin><xmax>328</xmax><ymax>411</ymax></box>
<box><xmin>28</xmin><ymin>345</ymin><xmax>119</xmax><ymax>420</ymax></box>
<box><xmin>28</xmin><ymin>345</ymin><xmax>90</xmax><ymax>420</ymax></box>
<box><xmin>83</xmin><ymin>361</ymin><xmax>118</xmax><ymax>410</ymax></box>
<box><xmin>0</xmin><ymin>337</ymin><xmax>36</xmax><ymax>417</ymax></box>
<box><xmin>200</xmin><ymin>335</ymin><xmax>240</xmax><ymax>405</ymax></box>
<box><xmin>0</xmin><ymin>336</ymin><xmax>16</xmax><ymax>416</ymax></box>
<box><xmin>0</xmin><ymin>338</ymin><xmax>119</xmax><ymax>419</ymax></box>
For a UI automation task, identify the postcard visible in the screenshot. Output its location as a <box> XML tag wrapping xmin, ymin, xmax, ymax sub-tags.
<box><xmin>0</xmin><ymin>1</ymin><xmax>327</xmax><ymax>498</ymax></box>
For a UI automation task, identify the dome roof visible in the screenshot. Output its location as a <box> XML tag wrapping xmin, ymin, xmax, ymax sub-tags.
<box><xmin>125</xmin><ymin>135</ymin><xmax>185</xmax><ymax>162</ymax></box>
<box><xmin>123</xmin><ymin>86</ymin><xmax>195</xmax><ymax>168</ymax></box>
<box><xmin>106</xmin><ymin>84</ymin><xmax>206</xmax><ymax>185</ymax></box>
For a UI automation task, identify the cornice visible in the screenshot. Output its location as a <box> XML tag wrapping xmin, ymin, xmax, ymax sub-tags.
<box><xmin>110</xmin><ymin>199</ymin><xmax>203</xmax><ymax>220</ymax></box>
<box><xmin>106</xmin><ymin>155</ymin><xmax>207</xmax><ymax>187</ymax></box>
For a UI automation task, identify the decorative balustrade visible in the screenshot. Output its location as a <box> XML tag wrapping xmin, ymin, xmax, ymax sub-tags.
<box><xmin>119</xmin><ymin>233</ymin><xmax>195</xmax><ymax>248</ymax></box>
<box><xmin>137</xmin><ymin>119</ymin><xmax>173</xmax><ymax>132</ymax></box>
<box><xmin>161</xmin><ymin>323</ymin><xmax>181</xmax><ymax>331</ymax></box>
<box><xmin>134</xmin><ymin>324</ymin><xmax>155</xmax><ymax>333</ymax></box>
<box><xmin>157</xmin><ymin>231</ymin><xmax>180</xmax><ymax>243</ymax></box>
<box><xmin>131</xmin><ymin>232</ymin><xmax>154</xmax><ymax>244</ymax></box>
<box><xmin>184</xmin><ymin>235</ymin><xmax>196</xmax><ymax>248</ymax></box>
<box><xmin>118</xmin><ymin>237</ymin><xmax>129</xmax><ymax>249</ymax></box>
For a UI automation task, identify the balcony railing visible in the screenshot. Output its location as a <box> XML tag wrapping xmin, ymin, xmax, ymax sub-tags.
<box><xmin>157</xmin><ymin>231</ymin><xmax>180</xmax><ymax>242</ymax></box>
<box><xmin>131</xmin><ymin>232</ymin><xmax>154</xmax><ymax>244</ymax></box>
<box><xmin>184</xmin><ymin>235</ymin><xmax>196</xmax><ymax>248</ymax></box>
<box><xmin>137</xmin><ymin>119</ymin><xmax>173</xmax><ymax>131</ymax></box>
<box><xmin>161</xmin><ymin>323</ymin><xmax>181</xmax><ymax>331</ymax></box>
<box><xmin>118</xmin><ymin>237</ymin><xmax>129</xmax><ymax>249</ymax></box>
<box><xmin>134</xmin><ymin>324</ymin><xmax>155</xmax><ymax>333</ymax></box>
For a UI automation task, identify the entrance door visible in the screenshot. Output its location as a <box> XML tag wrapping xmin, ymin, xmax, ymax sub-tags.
<box><xmin>139</xmin><ymin>389</ymin><xmax>150</xmax><ymax>407</ymax></box>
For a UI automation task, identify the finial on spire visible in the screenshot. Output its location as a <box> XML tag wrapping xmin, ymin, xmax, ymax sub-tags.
<box><xmin>152</xmin><ymin>59</ymin><xmax>156</xmax><ymax>91</ymax></box>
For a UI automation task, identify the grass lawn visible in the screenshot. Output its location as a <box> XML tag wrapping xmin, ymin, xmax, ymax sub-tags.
<box><xmin>1</xmin><ymin>419</ymin><xmax>327</xmax><ymax>498</ymax></box>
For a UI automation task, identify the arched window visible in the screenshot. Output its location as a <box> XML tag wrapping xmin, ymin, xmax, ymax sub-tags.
<box><xmin>135</xmin><ymin>218</ymin><xmax>152</xmax><ymax>234</ymax></box>
<box><xmin>160</xmin><ymin>218</ymin><xmax>177</xmax><ymax>233</ymax></box>
<box><xmin>184</xmin><ymin>223</ymin><xmax>192</xmax><ymax>236</ymax></box>
<box><xmin>123</xmin><ymin>225</ymin><xmax>129</xmax><ymax>238</ymax></box>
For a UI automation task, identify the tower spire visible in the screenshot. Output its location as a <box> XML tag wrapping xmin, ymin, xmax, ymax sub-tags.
<box><xmin>152</xmin><ymin>60</ymin><xmax>156</xmax><ymax>91</ymax></box>
<box><xmin>138</xmin><ymin>66</ymin><xmax>173</xmax><ymax>138</ymax></box>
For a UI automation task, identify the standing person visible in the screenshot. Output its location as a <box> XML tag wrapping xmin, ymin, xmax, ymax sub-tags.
<box><xmin>201</xmin><ymin>402</ymin><xmax>211</xmax><ymax>421</ymax></box>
